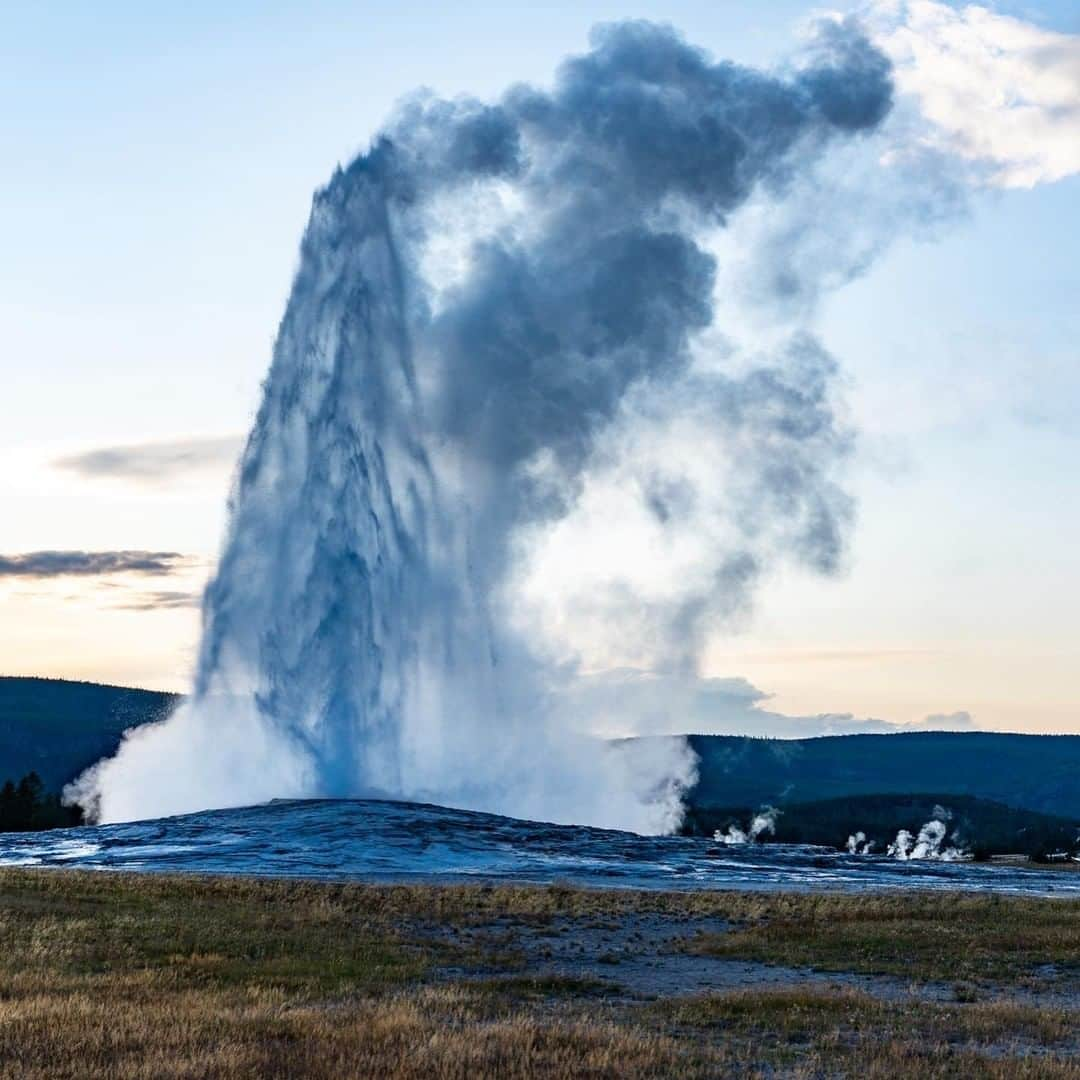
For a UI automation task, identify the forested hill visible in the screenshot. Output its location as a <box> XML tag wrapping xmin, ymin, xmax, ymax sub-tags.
<box><xmin>684</xmin><ymin>731</ymin><xmax>1080</xmax><ymax>820</ymax></box>
<box><xmin>0</xmin><ymin>677</ymin><xmax>177</xmax><ymax>791</ymax></box>
<box><xmin>2</xmin><ymin>677</ymin><xmax>1079</xmax><ymax>824</ymax></box>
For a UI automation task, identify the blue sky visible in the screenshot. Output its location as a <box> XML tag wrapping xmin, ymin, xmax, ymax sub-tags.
<box><xmin>1</xmin><ymin>1</ymin><xmax>1077</xmax><ymax>735</ymax></box>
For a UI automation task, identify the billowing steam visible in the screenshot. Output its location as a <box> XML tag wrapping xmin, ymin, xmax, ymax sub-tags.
<box><xmin>846</xmin><ymin>806</ymin><xmax>969</xmax><ymax>860</ymax></box>
<box><xmin>887</xmin><ymin>809</ymin><xmax>969</xmax><ymax>861</ymax></box>
<box><xmin>846</xmin><ymin>830</ymin><xmax>873</xmax><ymax>855</ymax></box>
<box><xmin>69</xmin><ymin>20</ymin><xmax>899</xmax><ymax>830</ymax></box>
<box><xmin>714</xmin><ymin>806</ymin><xmax>782</xmax><ymax>846</ymax></box>
<box><xmin>847</xmin><ymin>806</ymin><xmax>971</xmax><ymax>861</ymax></box>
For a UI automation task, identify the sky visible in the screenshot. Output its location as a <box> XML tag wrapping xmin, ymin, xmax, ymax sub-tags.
<box><xmin>1</xmin><ymin>0</ymin><xmax>1078</xmax><ymax>737</ymax></box>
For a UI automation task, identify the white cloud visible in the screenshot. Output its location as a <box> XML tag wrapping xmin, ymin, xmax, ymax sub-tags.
<box><xmin>560</xmin><ymin>667</ymin><xmax>981</xmax><ymax>738</ymax></box>
<box><xmin>876</xmin><ymin>1</ymin><xmax>1080</xmax><ymax>187</ymax></box>
<box><xmin>53</xmin><ymin>435</ymin><xmax>242</xmax><ymax>487</ymax></box>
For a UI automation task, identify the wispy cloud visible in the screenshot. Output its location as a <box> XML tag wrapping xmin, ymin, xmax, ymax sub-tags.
<box><xmin>877</xmin><ymin>1</ymin><xmax>1080</xmax><ymax>188</ymax></box>
<box><xmin>0</xmin><ymin>551</ymin><xmax>193</xmax><ymax>578</ymax></box>
<box><xmin>564</xmin><ymin>667</ymin><xmax>980</xmax><ymax>738</ymax></box>
<box><xmin>113</xmin><ymin>590</ymin><xmax>202</xmax><ymax>611</ymax></box>
<box><xmin>915</xmin><ymin>710</ymin><xmax>977</xmax><ymax>732</ymax></box>
<box><xmin>53</xmin><ymin>435</ymin><xmax>242</xmax><ymax>486</ymax></box>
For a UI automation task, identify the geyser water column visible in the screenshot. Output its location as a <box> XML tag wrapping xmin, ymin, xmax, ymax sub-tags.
<box><xmin>196</xmin><ymin>156</ymin><xmax>446</xmax><ymax>801</ymax></box>
<box><xmin>71</xmin><ymin>19</ymin><xmax>894</xmax><ymax>830</ymax></box>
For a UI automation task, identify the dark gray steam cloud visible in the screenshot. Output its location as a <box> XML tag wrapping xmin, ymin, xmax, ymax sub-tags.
<box><xmin>401</xmin><ymin>17</ymin><xmax>891</xmax><ymax>643</ymax></box>
<box><xmin>424</xmin><ymin>17</ymin><xmax>889</xmax><ymax>484</ymax></box>
<box><xmin>54</xmin><ymin>436</ymin><xmax>242</xmax><ymax>485</ymax></box>
<box><xmin>0</xmin><ymin>551</ymin><xmax>191</xmax><ymax>578</ymax></box>
<box><xmin>75</xmin><ymin>19</ymin><xmax>908</xmax><ymax>828</ymax></box>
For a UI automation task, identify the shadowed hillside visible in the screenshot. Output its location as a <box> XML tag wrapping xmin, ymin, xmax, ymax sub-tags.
<box><xmin>684</xmin><ymin>732</ymin><xmax>1080</xmax><ymax>820</ymax></box>
<box><xmin>2</xmin><ymin>679</ymin><xmax>1080</xmax><ymax>836</ymax></box>
<box><xmin>0</xmin><ymin>677</ymin><xmax>176</xmax><ymax>792</ymax></box>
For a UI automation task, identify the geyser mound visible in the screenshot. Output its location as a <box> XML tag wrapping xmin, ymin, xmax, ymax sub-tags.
<box><xmin>70</xmin><ymin>19</ymin><xmax>895</xmax><ymax>830</ymax></box>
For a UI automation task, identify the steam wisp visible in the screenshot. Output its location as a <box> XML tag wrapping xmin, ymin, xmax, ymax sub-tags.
<box><xmin>714</xmin><ymin>806</ymin><xmax>781</xmax><ymax>846</ymax></box>
<box><xmin>846</xmin><ymin>831</ymin><xmax>873</xmax><ymax>855</ymax></box>
<box><xmin>848</xmin><ymin>806</ymin><xmax>970</xmax><ymax>861</ymax></box>
<box><xmin>887</xmin><ymin>816</ymin><xmax>969</xmax><ymax>862</ymax></box>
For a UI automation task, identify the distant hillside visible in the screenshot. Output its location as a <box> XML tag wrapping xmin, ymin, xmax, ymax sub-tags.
<box><xmin>0</xmin><ymin>677</ymin><xmax>177</xmax><ymax>791</ymax></box>
<box><xmin>2</xmin><ymin>678</ymin><xmax>1079</xmax><ymax>834</ymax></box>
<box><xmin>683</xmin><ymin>731</ymin><xmax>1080</xmax><ymax>820</ymax></box>
<box><xmin>684</xmin><ymin>792</ymin><xmax>1080</xmax><ymax>858</ymax></box>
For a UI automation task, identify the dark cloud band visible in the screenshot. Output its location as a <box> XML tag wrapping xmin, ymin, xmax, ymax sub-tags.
<box><xmin>0</xmin><ymin>551</ymin><xmax>192</xmax><ymax>578</ymax></box>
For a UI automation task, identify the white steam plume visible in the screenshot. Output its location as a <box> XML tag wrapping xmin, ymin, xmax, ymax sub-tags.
<box><xmin>69</xmin><ymin>20</ymin><xmax>901</xmax><ymax>831</ymax></box>
<box><xmin>714</xmin><ymin>806</ymin><xmax>782</xmax><ymax>845</ymax></box>
<box><xmin>846</xmin><ymin>830</ymin><xmax>874</xmax><ymax>854</ymax></box>
<box><xmin>886</xmin><ymin>807</ymin><xmax>969</xmax><ymax>860</ymax></box>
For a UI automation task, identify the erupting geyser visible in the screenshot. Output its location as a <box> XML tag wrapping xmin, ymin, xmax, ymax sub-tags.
<box><xmin>70</xmin><ymin>20</ymin><xmax>894</xmax><ymax>830</ymax></box>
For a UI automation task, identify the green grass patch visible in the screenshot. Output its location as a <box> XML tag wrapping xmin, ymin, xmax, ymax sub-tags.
<box><xmin>684</xmin><ymin>891</ymin><xmax>1080</xmax><ymax>984</ymax></box>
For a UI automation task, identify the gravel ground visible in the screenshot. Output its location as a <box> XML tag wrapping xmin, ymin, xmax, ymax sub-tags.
<box><xmin>419</xmin><ymin>911</ymin><xmax>1080</xmax><ymax>1008</ymax></box>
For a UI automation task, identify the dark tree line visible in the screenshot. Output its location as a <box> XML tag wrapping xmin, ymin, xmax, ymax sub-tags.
<box><xmin>0</xmin><ymin>772</ymin><xmax>84</xmax><ymax>832</ymax></box>
<box><xmin>682</xmin><ymin>792</ymin><xmax>1080</xmax><ymax>860</ymax></box>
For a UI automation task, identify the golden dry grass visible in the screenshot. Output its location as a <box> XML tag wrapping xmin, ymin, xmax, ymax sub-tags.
<box><xmin>0</xmin><ymin>870</ymin><xmax>1077</xmax><ymax>1078</ymax></box>
<box><xmin>0</xmin><ymin>983</ymin><xmax>696</xmax><ymax>1080</ymax></box>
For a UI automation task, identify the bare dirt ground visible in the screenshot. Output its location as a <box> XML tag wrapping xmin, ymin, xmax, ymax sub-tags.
<box><xmin>421</xmin><ymin>910</ymin><xmax>1080</xmax><ymax>1009</ymax></box>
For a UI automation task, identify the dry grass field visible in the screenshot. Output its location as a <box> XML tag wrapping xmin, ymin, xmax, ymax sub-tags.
<box><xmin>0</xmin><ymin>870</ymin><xmax>1077</xmax><ymax>1077</ymax></box>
